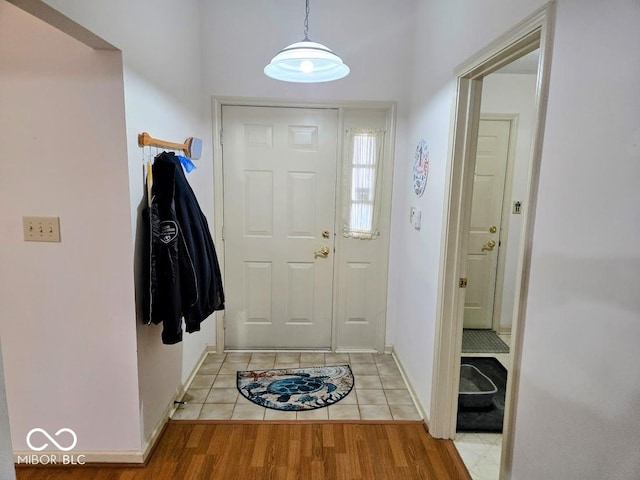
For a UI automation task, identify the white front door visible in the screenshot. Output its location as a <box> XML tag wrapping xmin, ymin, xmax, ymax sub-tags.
<box><xmin>463</xmin><ymin>119</ymin><xmax>511</xmax><ymax>329</ymax></box>
<box><xmin>222</xmin><ymin>106</ymin><xmax>338</xmax><ymax>349</ymax></box>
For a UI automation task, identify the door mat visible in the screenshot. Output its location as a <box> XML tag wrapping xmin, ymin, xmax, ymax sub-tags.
<box><xmin>457</xmin><ymin>357</ymin><xmax>507</xmax><ymax>433</ymax></box>
<box><xmin>237</xmin><ymin>365</ymin><xmax>354</xmax><ymax>411</ymax></box>
<box><xmin>462</xmin><ymin>329</ymin><xmax>510</xmax><ymax>353</ymax></box>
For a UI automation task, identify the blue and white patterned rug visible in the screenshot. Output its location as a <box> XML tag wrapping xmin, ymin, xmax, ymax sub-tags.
<box><xmin>237</xmin><ymin>365</ymin><xmax>354</xmax><ymax>411</ymax></box>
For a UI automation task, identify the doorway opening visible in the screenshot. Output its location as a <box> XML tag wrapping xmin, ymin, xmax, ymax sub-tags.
<box><xmin>430</xmin><ymin>3</ymin><xmax>555</xmax><ymax>479</ymax></box>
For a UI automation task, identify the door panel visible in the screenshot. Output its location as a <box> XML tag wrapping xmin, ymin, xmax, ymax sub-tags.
<box><xmin>223</xmin><ymin>106</ymin><xmax>338</xmax><ymax>349</ymax></box>
<box><xmin>463</xmin><ymin>119</ymin><xmax>511</xmax><ymax>329</ymax></box>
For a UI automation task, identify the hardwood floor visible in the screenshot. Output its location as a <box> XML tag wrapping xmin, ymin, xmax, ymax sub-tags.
<box><xmin>16</xmin><ymin>421</ymin><xmax>471</xmax><ymax>480</ymax></box>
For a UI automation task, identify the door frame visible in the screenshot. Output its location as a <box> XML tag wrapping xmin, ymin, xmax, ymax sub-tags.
<box><xmin>429</xmin><ymin>2</ymin><xmax>555</xmax><ymax>477</ymax></box>
<box><xmin>211</xmin><ymin>98</ymin><xmax>397</xmax><ymax>354</ymax></box>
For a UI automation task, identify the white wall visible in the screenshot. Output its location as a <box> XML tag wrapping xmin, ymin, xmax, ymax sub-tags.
<box><xmin>0</xmin><ymin>341</ymin><xmax>16</xmax><ymax>480</ymax></box>
<box><xmin>40</xmin><ymin>0</ymin><xmax>215</xmax><ymax>448</ymax></box>
<box><xmin>0</xmin><ymin>0</ymin><xmax>140</xmax><ymax>453</ymax></box>
<box><xmin>385</xmin><ymin>0</ymin><xmax>538</xmax><ymax>417</ymax></box>
<box><xmin>481</xmin><ymin>73</ymin><xmax>538</xmax><ymax>330</ymax></box>
<box><xmin>400</xmin><ymin>0</ymin><xmax>640</xmax><ymax>478</ymax></box>
<box><xmin>200</xmin><ymin>0</ymin><xmax>417</xmax><ymax>347</ymax></box>
<box><xmin>2</xmin><ymin>0</ymin><xmax>216</xmax><ymax>453</ymax></box>
<box><xmin>511</xmin><ymin>1</ymin><xmax>640</xmax><ymax>478</ymax></box>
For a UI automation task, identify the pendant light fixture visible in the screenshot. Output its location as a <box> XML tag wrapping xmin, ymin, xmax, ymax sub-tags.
<box><xmin>264</xmin><ymin>0</ymin><xmax>350</xmax><ymax>83</ymax></box>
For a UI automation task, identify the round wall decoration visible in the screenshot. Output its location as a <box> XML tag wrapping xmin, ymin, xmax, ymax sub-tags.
<box><xmin>413</xmin><ymin>138</ymin><xmax>429</xmax><ymax>197</ymax></box>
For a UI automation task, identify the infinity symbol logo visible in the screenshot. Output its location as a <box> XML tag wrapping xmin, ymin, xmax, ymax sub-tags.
<box><xmin>26</xmin><ymin>428</ymin><xmax>78</xmax><ymax>452</ymax></box>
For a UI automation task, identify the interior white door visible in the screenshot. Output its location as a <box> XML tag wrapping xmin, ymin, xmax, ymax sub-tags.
<box><xmin>222</xmin><ymin>106</ymin><xmax>338</xmax><ymax>349</ymax></box>
<box><xmin>463</xmin><ymin>119</ymin><xmax>511</xmax><ymax>329</ymax></box>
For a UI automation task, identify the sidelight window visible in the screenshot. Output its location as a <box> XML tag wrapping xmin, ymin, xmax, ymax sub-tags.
<box><xmin>342</xmin><ymin>129</ymin><xmax>385</xmax><ymax>239</ymax></box>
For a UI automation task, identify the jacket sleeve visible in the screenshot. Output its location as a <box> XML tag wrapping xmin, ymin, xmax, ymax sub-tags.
<box><xmin>149</xmin><ymin>158</ymin><xmax>184</xmax><ymax>345</ymax></box>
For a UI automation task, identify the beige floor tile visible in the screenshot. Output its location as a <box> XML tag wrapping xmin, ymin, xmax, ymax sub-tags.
<box><xmin>296</xmin><ymin>408</ymin><xmax>329</xmax><ymax>420</ymax></box>
<box><xmin>212</xmin><ymin>374</ymin><xmax>236</xmax><ymax>389</ymax></box>
<box><xmin>179</xmin><ymin>352</ymin><xmax>418</xmax><ymax>425</ymax></box>
<box><xmin>384</xmin><ymin>389</ymin><xmax>413</xmax><ymax>405</ymax></box>
<box><xmin>275</xmin><ymin>352</ymin><xmax>300</xmax><ymax>363</ymax></box>
<box><xmin>172</xmin><ymin>404</ymin><xmax>203</xmax><ymax>420</ymax></box>
<box><xmin>390</xmin><ymin>405</ymin><xmax>421</xmax><ymax>420</ymax></box>
<box><xmin>181</xmin><ymin>388</ymin><xmax>210</xmax><ymax>403</ymax></box>
<box><xmin>329</xmin><ymin>404</ymin><xmax>361</xmax><ymax>420</ymax></box>
<box><xmin>199</xmin><ymin>404</ymin><xmax>234</xmax><ymax>420</ymax></box>
<box><xmin>376</xmin><ymin>362</ymin><xmax>401</xmax><ymax>376</ymax></box>
<box><xmin>247</xmin><ymin>362</ymin><xmax>275</xmax><ymax>370</ymax></box>
<box><xmin>232</xmin><ymin>403</ymin><xmax>265</xmax><ymax>420</ymax></box>
<box><xmin>359</xmin><ymin>405</ymin><xmax>392</xmax><ymax>420</ymax></box>
<box><xmin>356</xmin><ymin>389</ymin><xmax>388</xmax><ymax>405</ymax></box>
<box><xmin>373</xmin><ymin>353</ymin><xmax>396</xmax><ymax>364</ymax></box>
<box><xmin>300</xmin><ymin>353</ymin><xmax>325</xmax><ymax>364</ymax></box>
<box><xmin>205</xmin><ymin>388</ymin><xmax>239</xmax><ymax>404</ymax></box>
<box><xmin>264</xmin><ymin>409</ymin><xmax>297</xmax><ymax>420</ymax></box>
<box><xmin>350</xmin><ymin>363</ymin><xmax>378</xmax><ymax>375</ymax></box>
<box><xmin>349</xmin><ymin>353</ymin><xmax>375</xmax><ymax>364</ymax></box>
<box><xmin>338</xmin><ymin>391</ymin><xmax>358</xmax><ymax>404</ymax></box>
<box><xmin>197</xmin><ymin>362</ymin><xmax>222</xmax><ymax>375</ymax></box>
<box><xmin>190</xmin><ymin>375</ymin><xmax>216</xmax><ymax>389</ymax></box>
<box><xmin>325</xmin><ymin>353</ymin><xmax>349</xmax><ymax>364</ymax></box>
<box><xmin>251</xmin><ymin>353</ymin><xmax>277</xmax><ymax>362</ymax></box>
<box><xmin>218</xmin><ymin>362</ymin><xmax>247</xmax><ymax>374</ymax></box>
<box><xmin>380</xmin><ymin>375</ymin><xmax>407</xmax><ymax>390</ymax></box>
<box><xmin>274</xmin><ymin>362</ymin><xmax>300</xmax><ymax>369</ymax></box>
<box><xmin>356</xmin><ymin>375</ymin><xmax>383</xmax><ymax>389</ymax></box>
<box><xmin>203</xmin><ymin>353</ymin><xmax>227</xmax><ymax>364</ymax></box>
<box><xmin>225</xmin><ymin>353</ymin><xmax>252</xmax><ymax>363</ymax></box>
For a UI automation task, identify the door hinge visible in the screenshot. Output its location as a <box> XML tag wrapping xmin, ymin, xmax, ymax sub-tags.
<box><xmin>219</xmin><ymin>129</ymin><xmax>223</xmax><ymax>145</ymax></box>
<box><xmin>222</xmin><ymin>313</ymin><xmax>226</xmax><ymax>330</ymax></box>
<box><xmin>221</xmin><ymin>225</ymin><xmax>224</xmax><ymax>241</ymax></box>
<box><xmin>459</xmin><ymin>277</ymin><xmax>468</xmax><ymax>288</ymax></box>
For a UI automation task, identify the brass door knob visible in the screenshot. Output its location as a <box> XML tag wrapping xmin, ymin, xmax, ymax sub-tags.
<box><xmin>314</xmin><ymin>246</ymin><xmax>330</xmax><ymax>258</ymax></box>
<box><xmin>489</xmin><ymin>225</ymin><xmax>497</xmax><ymax>233</ymax></box>
<box><xmin>483</xmin><ymin>239</ymin><xmax>496</xmax><ymax>251</ymax></box>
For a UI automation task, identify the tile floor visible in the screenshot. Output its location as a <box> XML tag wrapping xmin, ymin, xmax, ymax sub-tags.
<box><xmin>454</xmin><ymin>333</ymin><xmax>511</xmax><ymax>480</ymax></box>
<box><xmin>172</xmin><ymin>352</ymin><xmax>421</xmax><ymax>421</ymax></box>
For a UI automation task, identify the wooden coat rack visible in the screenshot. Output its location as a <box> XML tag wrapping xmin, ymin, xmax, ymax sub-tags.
<box><xmin>138</xmin><ymin>132</ymin><xmax>202</xmax><ymax>160</ymax></box>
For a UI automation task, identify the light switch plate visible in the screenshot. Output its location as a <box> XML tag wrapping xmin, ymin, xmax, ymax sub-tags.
<box><xmin>409</xmin><ymin>207</ymin><xmax>422</xmax><ymax>230</ymax></box>
<box><xmin>23</xmin><ymin>216</ymin><xmax>61</xmax><ymax>242</ymax></box>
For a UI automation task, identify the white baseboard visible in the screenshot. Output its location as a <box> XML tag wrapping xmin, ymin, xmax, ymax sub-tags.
<box><xmin>390</xmin><ymin>347</ymin><xmax>430</xmax><ymax>427</ymax></box>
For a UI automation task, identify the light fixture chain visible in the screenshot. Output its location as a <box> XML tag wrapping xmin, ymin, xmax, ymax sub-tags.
<box><xmin>304</xmin><ymin>0</ymin><xmax>310</xmax><ymax>40</ymax></box>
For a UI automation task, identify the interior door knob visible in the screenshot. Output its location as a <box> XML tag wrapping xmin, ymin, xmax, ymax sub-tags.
<box><xmin>483</xmin><ymin>239</ymin><xmax>496</xmax><ymax>251</ymax></box>
<box><xmin>314</xmin><ymin>246</ymin><xmax>330</xmax><ymax>258</ymax></box>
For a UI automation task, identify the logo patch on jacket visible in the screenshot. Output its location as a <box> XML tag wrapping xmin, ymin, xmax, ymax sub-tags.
<box><xmin>159</xmin><ymin>221</ymin><xmax>178</xmax><ymax>244</ymax></box>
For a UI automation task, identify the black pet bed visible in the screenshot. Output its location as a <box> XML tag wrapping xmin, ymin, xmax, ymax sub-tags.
<box><xmin>457</xmin><ymin>357</ymin><xmax>507</xmax><ymax>433</ymax></box>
